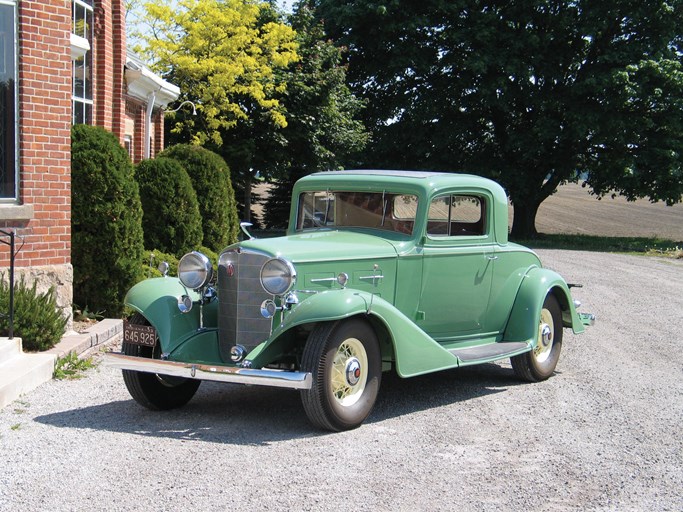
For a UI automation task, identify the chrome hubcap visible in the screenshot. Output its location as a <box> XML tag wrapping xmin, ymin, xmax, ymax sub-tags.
<box><xmin>540</xmin><ymin>324</ymin><xmax>552</xmax><ymax>347</ymax></box>
<box><xmin>345</xmin><ymin>357</ymin><xmax>362</xmax><ymax>386</ymax></box>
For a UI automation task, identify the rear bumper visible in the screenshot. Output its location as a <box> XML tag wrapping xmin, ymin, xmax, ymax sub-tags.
<box><xmin>579</xmin><ymin>312</ymin><xmax>596</xmax><ymax>326</ymax></box>
<box><xmin>104</xmin><ymin>352</ymin><xmax>312</xmax><ymax>390</ymax></box>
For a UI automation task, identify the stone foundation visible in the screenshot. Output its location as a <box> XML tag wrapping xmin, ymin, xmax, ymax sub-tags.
<box><xmin>1</xmin><ymin>264</ymin><xmax>73</xmax><ymax>332</ymax></box>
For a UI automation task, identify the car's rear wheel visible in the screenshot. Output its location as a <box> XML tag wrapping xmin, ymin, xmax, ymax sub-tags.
<box><xmin>511</xmin><ymin>294</ymin><xmax>563</xmax><ymax>382</ymax></box>
<box><xmin>301</xmin><ymin>318</ymin><xmax>381</xmax><ymax>431</ymax></box>
<box><xmin>122</xmin><ymin>314</ymin><xmax>200</xmax><ymax>410</ymax></box>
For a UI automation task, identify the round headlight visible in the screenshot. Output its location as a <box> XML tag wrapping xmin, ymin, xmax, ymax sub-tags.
<box><xmin>178</xmin><ymin>251</ymin><xmax>213</xmax><ymax>290</ymax></box>
<box><xmin>260</xmin><ymin>258</ymin><xmax>296</xmax><ymax>296</ymax></box>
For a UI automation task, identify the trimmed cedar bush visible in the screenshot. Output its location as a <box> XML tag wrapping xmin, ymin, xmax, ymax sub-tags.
<box><xmin>140</xmin><ymin>246</ymin><xmax>218</xmax><ymax>279</ymax></box>
<box><xmin>71</xmin><ymin>125</ymin><xmax>144</xmax><ymax>317</ymax></box>
<box><xmin>160</xmin><ymin>144</ymin><xmax>239</xmax><ymax>250</ymax></box>
<box><xmin>0</xmin><ymin>277</ymin><xmax>67</xmax><ymax>351</ymax></box>
<box><xmin>135</xmin><ymin>157</ymin><xmax>203</xmax><ymax>256</ymax></box>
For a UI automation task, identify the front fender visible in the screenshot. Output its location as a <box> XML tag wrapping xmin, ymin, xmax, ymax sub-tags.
<box><xmin>124</xmin><ymin>278</ymin><xmax>217</xmax><ymax>354</ymax></box>
<box><xmin>503</xmin><ymin>267</ymin><xmax>584</xmax><ymax>345</ymax></box>
<box><xmin>250</xmin><ymin>289</ymin><xmax>460</xmax><ymax>378</ymax></box>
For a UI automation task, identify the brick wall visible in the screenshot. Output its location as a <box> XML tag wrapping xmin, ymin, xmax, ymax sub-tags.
<box><xmin>93</xmin><ymin>0</ymin><xmax>126</xmax><ymax>142</ymax></box>
<box><xmin>0</xmin><ymin>0</ymin><xmax>72</xmax><ymax>270</ymax></box>
<box><xmin>153</xmin><ymin>111</ymin><xmax>165</xmax><ymax>158</ymax></box>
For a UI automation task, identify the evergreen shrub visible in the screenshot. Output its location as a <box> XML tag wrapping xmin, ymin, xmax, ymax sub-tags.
<box><xmin>71</xmin><ymin>125</ymin><xmax>144</xmax><ymax>317</ymax></box>
<box><xmin>0</xmin><ymin>277</ymin><xmax>67</xmax><ymax>351</ymax></box>
<box><xmin>141</xmin><ymin>249</ymin><xmax>180</xmax><ymax>279</ymax></box>
<box><xmin>135</xmin><ymin>157</ymin><xmax>203</xmax><ymax>256</ymax></box>
<box><xmin>160</xmin><ymin>145</ymin><xmax>239</xmax><ymax>250</ymax></box>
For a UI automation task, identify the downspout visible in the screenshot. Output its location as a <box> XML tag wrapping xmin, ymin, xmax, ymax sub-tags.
<box><xmin>144</xmin><ymin>90</ymin><xmax>156</xmax><ymax>159</ymax></box>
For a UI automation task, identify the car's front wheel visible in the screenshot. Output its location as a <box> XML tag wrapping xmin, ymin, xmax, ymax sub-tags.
<box><xmin>511</xmin><ymin>294</ymin><xmax>563</xmax><ymax>382</ymax></box>
<box><xmin>122</xmin><ymin>314</ymin><xmax>200</xmax><ymax>410</ymax></box>
<box><xmin>301</xmin><ymin>318</ymin><xmax>382</xmax><ymax>431</ymax></box>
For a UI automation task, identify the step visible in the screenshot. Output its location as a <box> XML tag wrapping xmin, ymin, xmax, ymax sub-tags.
<box><xmin>0</xmin><ymin>340</ymin><xmax>56</xmax><ymax>409</ymax></box>
<box><xmin>0</xmin><ymin>338</ymin><xmax>22</xmax><ymax>364</ymax></box>
<box><xmin>450</xmin><ymin>341</ymin><xmax>529</xmax><ymax>363</ymax></box>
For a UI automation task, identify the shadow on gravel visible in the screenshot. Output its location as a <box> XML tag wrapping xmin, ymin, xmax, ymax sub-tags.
<box><xmin>35</xmin><ymin>363</ymin><xmax>521</xmax><ymax>445</ymax></box>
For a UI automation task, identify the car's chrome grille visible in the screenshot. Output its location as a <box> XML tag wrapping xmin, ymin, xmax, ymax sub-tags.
<box><xmin>217</xmin><ymin>248</ymin><xmax>272</xmax><ymax>362</ymax></box>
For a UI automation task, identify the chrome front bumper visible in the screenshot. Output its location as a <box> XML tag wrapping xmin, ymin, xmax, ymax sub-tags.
<box><xmin>104</xmin><ymin>353</ymin><xmax>312</xmax><ymax>390</ymax></box>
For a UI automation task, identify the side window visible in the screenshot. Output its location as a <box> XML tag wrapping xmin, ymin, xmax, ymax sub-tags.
<box><xmin>427</xmin><ymin>194</ymin><xmax>486</xmax><ymax>237</ymax></box>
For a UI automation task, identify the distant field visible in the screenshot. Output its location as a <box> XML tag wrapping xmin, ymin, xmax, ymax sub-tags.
<box><xmin>525</xmin><ymin>183</ymin><xmax>683</xmax><ymax>241</ymax></box>
<box><xmin>255</xmin><ymin>181</ymin><xmax>683</xmax><ymax>242</ymax></box>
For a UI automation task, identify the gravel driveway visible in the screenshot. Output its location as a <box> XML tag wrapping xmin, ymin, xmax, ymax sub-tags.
<box><xmin>1</xmin><ymin>250</ymin><xmax>682</xmax><ymax>511</ymax></box>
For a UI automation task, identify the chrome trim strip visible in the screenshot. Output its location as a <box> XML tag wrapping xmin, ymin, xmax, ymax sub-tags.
<box><xmin>104</xmin><ymin>353</ymin><xmax>312</xmax><ymax>390</ymax></box>
<box><xmin>358</xmin><ymin>275</ymin><xmax>384</xmax><ymax>280</ymax></box>
<box><xmin>309</xmin><ymin>277</ymin><xmax>338</xmax><ymax>283</ymax></box>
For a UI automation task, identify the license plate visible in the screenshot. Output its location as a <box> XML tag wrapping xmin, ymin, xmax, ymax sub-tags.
<box><xmin>123</xmin><ymin>321</ymin><xmax>157</xmax><ymax>347</ymax></box>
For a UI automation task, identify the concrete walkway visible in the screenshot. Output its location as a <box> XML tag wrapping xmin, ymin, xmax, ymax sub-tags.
<box><xmin>0</xmin><ymin>319</ymin><xmax>122</xmax><ymax>409</ymax></box>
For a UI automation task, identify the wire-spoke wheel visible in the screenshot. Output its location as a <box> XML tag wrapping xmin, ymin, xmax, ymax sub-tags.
<box><xmin>122</xmin><ymin>314</ymin><xmax>200</xmax><ymax>410</ymax></box>
<box><xmin>301</xmin><ymin>318</ymin><xmax>381</xmax><ymax>431</ymax></box>
<box><xmin>511</xmin><ymin>294</ymin><xmax>563</xmax><ymax>382</ymax></box>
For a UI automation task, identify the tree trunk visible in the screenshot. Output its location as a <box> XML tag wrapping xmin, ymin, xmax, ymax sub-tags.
<box><xmin>510</xmin><ymin>200</ymin><xmax>541</xmax><ymax>239</ymax></box>
<box><xmin>242</xmin><ymin>175</ymin><xmax>252</xmax><ymax>223</ymax></box>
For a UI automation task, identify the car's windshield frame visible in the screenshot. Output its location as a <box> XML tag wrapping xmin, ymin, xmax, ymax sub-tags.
<box><xmin>295</xmin><ymin>190</ymin><xmax>418</xmax><ymax>235</ymax></box>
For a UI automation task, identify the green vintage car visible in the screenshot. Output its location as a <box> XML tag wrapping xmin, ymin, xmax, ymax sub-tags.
<box><xmin>106</xmin><ymin>170</ymin><xmax>594</xmax><ymax>431</ymax></box>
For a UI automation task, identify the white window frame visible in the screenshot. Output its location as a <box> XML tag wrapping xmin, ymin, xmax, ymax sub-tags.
<box><xmin>71</xmin><ymin>0</ymin><xmax>93</xmax><ymax>125</ymax></box>
<box><xmin>0</xmin><ymin>0</ymin><xmax>19</xmax><ymax>202</ymax></box>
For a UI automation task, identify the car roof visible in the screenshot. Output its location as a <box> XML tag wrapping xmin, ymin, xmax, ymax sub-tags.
<box><xmin>296</xmin><ymin>170</ymin><xmax>510</xmax><ymax>244</ymax></box>
<box><xmin>303</xmin><ymin>170</ymin><xmax>504</xmax><ymax>195</ymax></box>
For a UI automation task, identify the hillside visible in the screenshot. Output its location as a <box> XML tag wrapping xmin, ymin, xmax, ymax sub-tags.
<box><xmin>528</xmin><ymin>183</ymin><xmax>683</xmax><ymax>241</ymax></box>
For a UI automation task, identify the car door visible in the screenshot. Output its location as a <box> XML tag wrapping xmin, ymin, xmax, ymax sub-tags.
<box><xmin>417</xmin><ymin>192</ymin><xmax>496</xmax><ymax>338</ymax></box>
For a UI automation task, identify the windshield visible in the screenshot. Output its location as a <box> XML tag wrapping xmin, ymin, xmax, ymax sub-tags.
<box><xmin>296</xmin><ymin>191</ymin><xmax>418</xmax><ymax>235</ymax></box>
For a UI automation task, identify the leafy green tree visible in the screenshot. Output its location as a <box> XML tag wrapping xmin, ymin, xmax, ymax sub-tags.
<box><xmin>138</xmin><ymin>0</ymin><xmax>298</xmax><ymax>145</ymax></box>
<box><xmin>138</xmin><ymin>0</ymin><xmax>298</xmax><ymax>223</ymax></box>
<box><xmin>71</xmin><ymin>125</ymin><xmax>144</xmax><ymax>316</ymax></box>
<box><xmin>315</xmin><ymin>0</ymin><xmax>683</xmax><ymax>237</ymax></box>
<box><xmin>135</xmin><ymin>157</ymin><xmax>203</xmax><ymax>256</ymax></box>
<box><xmin>257</xmin><ymin>2</ymin><xmax>370</xmax><ymax>228</ymax></box>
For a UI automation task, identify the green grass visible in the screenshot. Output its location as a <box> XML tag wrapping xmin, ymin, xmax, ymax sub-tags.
<box><xmin>512</xmin><ymin>234</ymin><xmax>683</xmax><ymax>258</ymax></box>
<box><xmin>53</xmin><ymin>352</ymin><xmax>95</xmax><ymax>380</ymax></box>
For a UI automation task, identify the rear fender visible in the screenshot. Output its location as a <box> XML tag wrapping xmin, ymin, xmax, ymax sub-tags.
<box><xmin>503</xmin><ymin>268</ymin><xmax>584</xmax><ymax>345</ymax></box>
<box><xmin>124</xmin><ymin>278</ymin><xmax>217</xmax><ymax>354</ymax></box>
<box><xmin>248</xmin><ymin>289</ymin><xmax>460</xmax><ymax>377</ymax></box>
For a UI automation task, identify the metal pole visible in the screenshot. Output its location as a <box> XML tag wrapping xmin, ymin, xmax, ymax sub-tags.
<box><xmin>0</xmin><ymin>229</ymin><xmax>16</xmax><ymax>339</ymax></box>
<box><xmin>8</xmin><ymin>230</ymin><xmax>14</xmax><ymax>340</ymax></box>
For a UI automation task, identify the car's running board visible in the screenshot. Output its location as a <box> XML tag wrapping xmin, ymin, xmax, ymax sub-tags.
<box><xmin>449</xmin><ymin>342</ymin><xmax>530</xmax><ymax>363</ymax></box>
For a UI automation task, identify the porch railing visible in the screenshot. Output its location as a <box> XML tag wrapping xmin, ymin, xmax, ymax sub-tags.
<box><xmin>0</xmin><ymin>229</ymin><xmax>17</xmax><ymax>339</ymax></box>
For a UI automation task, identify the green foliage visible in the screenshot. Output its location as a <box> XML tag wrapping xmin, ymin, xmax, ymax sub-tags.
<box><xmin>71</xmin><ymin>125</ymin><xmax>145</xmax><ymax>316</ymax></box>
<box><xmin>142</xmin><ymin>249</ymin><xmax>179</xmax><ymax>279</ymax></box>
<box><xmin>53</xmin><ymin>352</ymin><xmax>95</xmax><ymax>380</ymax></box>
<box><xmin>140</xmin><ymin>0</ymin><xmax>368</xmax><ymax>224</ymax></box>
<box><xmin>139</xmin><ymin>0</ymin><xmax>298</xmax><ymax>146</ymax></box>
<box><xmin>135</xmin><ymin>157</ymin><xmax>203</xmax><ymax>256</ymax></box>
<box><xmin>159</xmin><ymin>144</ymin><xmax>239</xmax><ymax>250</ymax></box>
<box><xmin>316</xmin><ymin>0</ymin><xmax>683</xmax><ymax>237</ymax></box>
<box><xmin>514</xmin><ymin>233</ymin><xmax>683</xmax><ymax>258</ymax></box>
<box><xmin>73</xmin><ymin>305</ymin><xmax>104</xmax><ymax>322</ymax></box>
<box><xmin>261</xmin><ymin>4</ymin><xmax>369</xmax><ymax>229</ymax></box>
<box><xmin>141</xmin><ymin>246</ymin><xmax>219</xmax><ymax>281</ymax></box>
<box><xmin>0</xmin><ymin>277</ymin><xmax>67</xmax><ymax>352</ymax></box>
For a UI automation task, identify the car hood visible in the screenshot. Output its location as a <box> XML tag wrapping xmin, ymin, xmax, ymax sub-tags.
<box><xmin>238</xmin><ymin>230</ymin><xmax>400</xmax><ymax>263</ymax></box>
